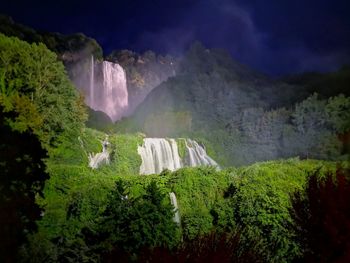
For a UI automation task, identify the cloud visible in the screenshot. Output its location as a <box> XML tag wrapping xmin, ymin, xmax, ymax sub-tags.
<box><xmin>132</xmin><ymin>27</ymin><xmax>195</xmax><ymax>55</ymax></box>
<box><xmin>114</xmin><ymin>0</ymin><xmax>350</xmax><ymax>75</ymax></box>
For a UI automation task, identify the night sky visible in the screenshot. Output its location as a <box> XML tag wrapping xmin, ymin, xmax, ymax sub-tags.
<box><xmin>1</xmin><ymin>0</ymin><xmax>350</xmax><ymax>75</ymax></box>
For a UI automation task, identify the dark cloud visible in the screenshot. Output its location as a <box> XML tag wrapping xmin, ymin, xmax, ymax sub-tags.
<box><xmin>1</xmin><ymin>0</ymin><xmax>349</xmax><ymax>75</ymax></box>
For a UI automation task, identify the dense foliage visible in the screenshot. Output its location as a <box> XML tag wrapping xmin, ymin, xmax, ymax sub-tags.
<box><xmin>22</xmin><ymin>134</ymin><xmax>342</xmax><ymax>263</ymax></box>
<box><xmin>137</xmin><ymin>231</ymin><xmax>264</xmax><ymax>263</ymax></box>
<box><xmin>0</xmin><ymin>15</ymin><xmax>103</xmax><ymax>61</ymax></box>
<box><xmin>0</xmin><ymin>33</ymin><xmax>86</xmax><ymax>262</ymax></box>
<box><xmin>283</xmin><ymin>65</ymin><xmax>350</xmax><ymax>98</ymax></box>
<box><xmin>96</xmin><ymin>181</ymin><xmax>180</xmax><ymax>260</ymax></box>
<box><xmin>0</xmin><ymin>33</ymin><xmax>87</xmax><ymax>147</ymax></box>
<box><xmin>290</xmin><ymin>168</ymin><xmax>350</xmax><ymax>262</ymax></box>
<box><xmin>0</xmin><ymin>108</ymin><xmax>48</xmax><ymax>263</ymax></box>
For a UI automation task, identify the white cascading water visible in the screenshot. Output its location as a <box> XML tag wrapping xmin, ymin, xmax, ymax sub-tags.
<box><xmin>138</xmin><ymin>138</ymin><xmax>218</xmax><ymax>175</ymax></box>
<box><xmin>88</xmin><ymin>136</ymin><xmax>110</xmax><ymax>169</ymax></box>
<box><xmin>169</xmin><ymin>192</ymin><xmax>181</xmax><ymax>225</ymax></box>
<box><xmin>89</xmin><ymin>55</ymin><xmax>94</xmax><ymax>108</ymax></box>
<box><xmin>101</xmin><ymin>61</ymin><xmax>128</xmax><ymax>121</ymax></box>
<box><xmin>184</xmin><ymin>139</ymin><xmax>218</xmax><ymax>167</ymax></box>
<box><xmin>138</xmin><ymin>138</ymin><xmax>182</xmax><ymax>175</ymax></box>
<box><xmin>87</xmin><ymin>59</ymin><xmax>129</xmax><ymax>121</ymax></box>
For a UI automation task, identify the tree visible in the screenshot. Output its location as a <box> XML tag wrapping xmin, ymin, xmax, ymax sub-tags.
<box><xmin>0</xmin><ymin>33</ymin><xmax>87</xmax><ymax>147</ymax></box>
<box><xmin>0</xmin><ymin>108</ymin><xmax>48</xmax><ymax>263</ymax></box>
<box><xmin>326</xmin><ymin>94</ymin><xmax>350</xmax><ymax>134</ymax></box>
<box><xmin>291</xmin><ymin>94</ymin><xmax>343</xmax><ymax>159</ymax></box>
<box><xmin>290</xmin><ymin>168</ymin><xmax>350</xmax><ymax>262</ymax></box>
<box><xmin>96</xmin><ymin>181</ymin><xmax>179</xmax><ymax>260</ymax></box>
<box><xmin>292</xmin><ymin>93</ymin><xmax>327</xmax><ymax>136</ymax></box>
<box><xmin>138</xmin><ymin>231</ymin><xmax>264</xmax><ymax>263</ymax></box>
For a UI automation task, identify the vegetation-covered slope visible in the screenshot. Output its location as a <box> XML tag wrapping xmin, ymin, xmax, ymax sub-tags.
<box><xmin>121</xmin><ymin>42</ymin><xmax>350</xmax><ymax>166</ymax></box>
<box><xmin>32</xmin><ymin>134</ymin><xmax>345</xmax><ymax>263</ymax></box>
<box><xmin>282</xmin><ymin>65</ymin><xmax>350</xmax><ymax>98</ymax></box>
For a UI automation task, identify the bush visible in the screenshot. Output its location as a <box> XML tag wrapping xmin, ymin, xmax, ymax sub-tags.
<box><xmin>290</xmin><ymin>168</ymin><xmax>350</xmax><ymax>262</ymax></box>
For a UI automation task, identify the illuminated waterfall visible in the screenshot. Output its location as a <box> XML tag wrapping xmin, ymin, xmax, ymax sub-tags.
<box><xmin>90</xmin><ymin>55</ymin><xmax>94</xmax><ymax>107</ymax></box>
<box><xmin>87</xmin><ymin>60</ymin><xmax>129</xmax><ymax>121</ymax></box>
<box><xmin>138</xmin><ymin>138</ymin><xmax>219</xmax><ymax>175</ymax></box>
<box><xmin>101</xmin><ymin>61</ymin><xmax>128</xmax><ymax>121</ymax></box>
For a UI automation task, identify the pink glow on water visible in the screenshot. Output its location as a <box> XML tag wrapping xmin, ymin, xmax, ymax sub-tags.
<box><xmin>87</xmin><ymin>60</ymin><xmax>129</xmax><ymax>121</ymax></box>
<box><xmin>101</xmin><ymin>61</ymin><xmax>128</xmax><ymax>121</ymax></box>
<box><xmin>89</xmin><ymin>55</ymin><xmax>95</xmax><ymax>107</ymax></box>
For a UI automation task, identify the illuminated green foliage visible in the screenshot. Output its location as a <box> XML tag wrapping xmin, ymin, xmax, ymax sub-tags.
<box><xmin>0</xmin><ymin>33</ymin><xmax>87</xmax><ymax>147</ymax></box>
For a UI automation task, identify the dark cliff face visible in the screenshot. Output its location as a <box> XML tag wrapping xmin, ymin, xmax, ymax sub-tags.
<box><xmin>107</xmin><ymin>49</ymin><xmax>179</xmax><ymax>116</ymax></box>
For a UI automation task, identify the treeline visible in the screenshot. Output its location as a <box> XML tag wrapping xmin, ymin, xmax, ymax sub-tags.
<box><xmin>227</xmin><ymin>93</ymin><xmax>350</xmax><ymax>164</ymax></box>
<box><xmin>0</xmin><ymin>15</ymin><xmax>103</xmax><ymax>61</ymax></box>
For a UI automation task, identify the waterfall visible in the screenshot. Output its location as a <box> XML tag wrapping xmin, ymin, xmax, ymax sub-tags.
<box><xmin>138</xmin><ymin>138</ymin><xmax>182</xmax><ymax>175</ymax></box>
<box><xmin>101</xmin><ymin>61</ymin><xmax>128</xmax><ymax>121</ymax></box>
<box><xmin>138</xmin><ymin>138</ymin><xmax>218</xmax><ymax>175</ymax></box>
<box><xmin>169</xmin><ymin>192</ymin><xmax>181</xmax><ymax>225</ymax></box>
<box><xmin>87</xmin><ymin>60</ymin><xmax>129</xmax><ymax>121</ymax></box>
<box><xmin>88</xmin><ymin>136</ymin><xmax>110</xmax><ymax>169</ymax></box>
<box><xmin>90</xmin><ymin>55</ymin><xmax>94</xmax><ymax>107</ymax></box>
<box><xmin>184</xmin><ymin>139</ymin><xmax>218</xmax><ymax>167</ymax></box>
<box><xmin>170</xmin><ymin>139</ymin><xmax>182</xmax><ymax>169</ymax></box>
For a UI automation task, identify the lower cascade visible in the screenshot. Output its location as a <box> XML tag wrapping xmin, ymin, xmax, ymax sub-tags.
<box><xmin>184</xmin><ymin>139</ymin><xmax>218</xmax><ymax>167</ymax></box>
<box><xmin>169</xmin><ymin>192</ymin><xmax>181</xmax><ymax>225</ymax></box>
<box><xmin>138</xmin><ymin>138</ymin><xmax>219</xmax><ymax>175</ymax></box>
<box><xmin>88</xmin><ymin>136</ymin><xmax>110</xmax><ymax>169</ymax></box>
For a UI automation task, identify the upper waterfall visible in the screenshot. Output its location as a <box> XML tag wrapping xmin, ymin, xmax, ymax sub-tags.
<box><xmin>89</xmin><ymin>55</ymin><xmax>95</xmax><ymax>108</ymax></box>
<box><xmin>101</xmin><ymin>61</ymin><xmax>128</xmax><ymax>120</ymax></box>
<box><xmin>86</xmin><ymin>60</ymin><xmax>129</xmax><ymax>121</ymax></box>
<box><xmin>138</xmin><ymin>138</ymin><xmax>219</xmax><ymax>175</ymax></box>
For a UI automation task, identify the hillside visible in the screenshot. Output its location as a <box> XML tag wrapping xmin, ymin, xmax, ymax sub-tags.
<box><xmin>282</xmin><ymin>65</ymin><xmax>350</xmax><ymax>98</ymax></box>
<box><xmin>121</xmin><ymin>42</ymin><xmax>349</xmax><ymax>166</ymax></box>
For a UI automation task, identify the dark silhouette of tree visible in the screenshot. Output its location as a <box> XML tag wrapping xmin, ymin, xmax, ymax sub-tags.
<box><xmin>0</xmin><ymin>109</ymin><xmax>48</xmax><ymax>263</ymax></box>
<box><xmin>137</xmin><ymin>231</ymin><xmax>264</xmax><ymax>263</ymax></box>
<box><xmin>290</xmin><ymin>168</ymin><xmax>350</xmax><ymax>263</ymax></box>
